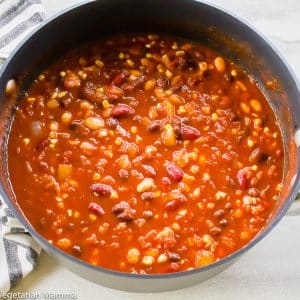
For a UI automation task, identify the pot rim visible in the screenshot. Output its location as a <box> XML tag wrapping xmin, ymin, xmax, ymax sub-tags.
<box><xmin>1</xmin><ymin>0</ymin><xmax>299</xmax><ymax>281</ymax></box>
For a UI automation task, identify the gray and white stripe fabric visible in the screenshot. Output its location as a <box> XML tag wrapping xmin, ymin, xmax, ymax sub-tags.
<box><xmin>0</xmin><ymin>0</ymin><xmax>44</xmax><ymax>293</ymax></box>
<box><xmin>0</xmin><ymin>0</ymin><xmax>45</xmax><ymax>59</ymax></box>
<box><xmin>0</xmin><ymin>200</ymin><xmax>42</xmax><ymax>293</ymax></box>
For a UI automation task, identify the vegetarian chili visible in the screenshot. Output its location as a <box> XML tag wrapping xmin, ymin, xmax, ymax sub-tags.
<box><xmin>7</xmin><ymin>34</ymin><xmax>283</xmax><ymax>274</ymax></box>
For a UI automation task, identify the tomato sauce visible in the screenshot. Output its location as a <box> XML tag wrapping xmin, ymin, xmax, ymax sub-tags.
<box><xmin>7</xmin><ymin>34</ymin><xmax>283</xmax><ymax>274</ymax></box>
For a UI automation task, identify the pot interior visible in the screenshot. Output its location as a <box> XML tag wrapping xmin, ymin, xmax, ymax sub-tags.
<box><xmin>0</xmin><ymin>0</ymin><xmax>299</xmax><ymax>269</ymax></box>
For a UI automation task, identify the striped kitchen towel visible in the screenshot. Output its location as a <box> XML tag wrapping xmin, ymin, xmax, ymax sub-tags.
<box><xmin>0</xmin><ymin>200</ymin><xmax>42</xmax><ymax>293</ymax></box>
<box><xmin>0</xmin><ymin>0</ymin><xmax>44</xmax><ymax>294</ymax></box>
<box><xmin>0</xmin><ymin>0</ymin><xmax>46</xmax><ymax>59</ymax></box>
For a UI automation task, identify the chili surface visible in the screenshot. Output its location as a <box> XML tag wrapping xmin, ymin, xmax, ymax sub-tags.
<box><xmin>7</xmin><ymin>34</ymin><xmax>284</xmax><ymax>274</ymax></box>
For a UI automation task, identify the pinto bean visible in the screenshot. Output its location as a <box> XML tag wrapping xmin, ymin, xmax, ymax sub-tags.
<box><xmin>112</xmin><ymin>201</ymin><xmax>136</xmax><ymax>221</ymax></box>
<box><xmin>249</xmin><ymin>148</ymin><xmax>264</xmax><ymax>163</ymax></box>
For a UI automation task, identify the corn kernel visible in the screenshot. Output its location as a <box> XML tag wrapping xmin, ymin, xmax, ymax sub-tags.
<box><xmin>73</xmin><ymin>211</ymin><xmax>80</xmax><ymax>218</ymax></box>
<box><xmin>47</xmin><ymin>99</ymin><xmax>59</xmax><ymax>109</ymax></box>
<box><xmin>23</xmin><ymin>138</ymin><xmax>30</xmax><ymax>145</ymax></box>
<box><xmin>57</xmin><ymin>202</ymin><xmax>64</xmax><ymax>209</ymax></box>
<box><xmin>110</xmin><ymin>190</ymin><xmax>119</xmax><ymax>200</ymax></box>
<box><xmin>247</xmin><ymin>137</ymin><xmax>256</xmax><ymax>148</ymax></box>
<box><xmin>115</xmin><ymin>137</ymin><xmax>122</xmax><ymax>146</ymax></box>
<box><xmin>130</xmin><ymin>126</ymin><xmax>137</xmax><ymax>134</ymax></box>
<box><xmin>118</xmin><ymin>52</ymin><xmax>125</xmax><ymax>59</ymax></box>
<box><xmin>144</xmin><ymin>79</ymin><xmax>156</xmax><ymax>90</ymax></box>
<box><xmin>199</xmin><ymin>61</ymin><xmax>208</xmax><ymax>71</ymax></box>
<box><xmin>49</xmin><ymin>121</ymin><xmax>58</xmax><ymax>131</ymax></box>
<box><xmin>240</xmin><ymin>102</ymin><xmax>250</xmax><ymax>114</ymax></box>
<box><xmin>207</xmin><ymin>203</ymin><xmax>215</xmax><ymax>210</ymax></box>
<box><xmin>38</xmin><ymin>74</ymin><xmax>45</xmax><ymax>81</ymax></box>
<box><xmin>27</xmin><ymin>97</ymin><xmax>36</xmax><ymax>103</ymax></box>
<box><xmin>93</xmin><ymin>172</ymin><xmax>101</xmax><ymax>180</ymax></box>
<box><xmin>95</xmin><ymin>59</ymin><xmax>104</xmax><ymax>67</ymax></box>
<box><xmin>57</xmin><ymin>238</ymin><xmax>71</xmax><ymax>249</ymax></box>
<box><xmin>165</xmin><ymin>70</ymin><xmax>173</xmax><ymax>79</ymax></box>
<box><xmin>231</xmin><ymin>69</ymin><xmax>238</xmax><ymax>77</ymax></box>
<box><xmin>89</xmin><ymin>214</ymin><xmax>97</xmax><ymax>221</ymax></box>
<box><xmin>61</xmin><ymin>112</ymin><xmax>72</xmax><ymax>124</ymax></box>
<box><xmin>240</xmin><ymin>231</ymin><xmax>250</xmax><ymax>240</ymax></box>
<box><xmin>78</xmin><ymin>71</ymin><xmax>87</xmax><ymax>80</ymax></box>
<box><xmin>215</xmin><ymin>191</ymin><xmax>227</xmax><ymax>200</ymax></box>
<box><xmin>176</xmin><ymin>50</ymin><xmax>185</xmax><ymax>56</ymax></box>
<box><xmin>126</xmin><ymin>59</ymin><xmax>134</xmax><ymax>67</ymax></box>
<box><xmin>58</xmin><ymin>91</ymin><xmax>67</xmax><ymax>98</ymax></box>
<box><xmin>250</xmin><ymin>99</ymin><xmax>262</xmax><ymax>112</ymax></box>
<box><xmin>214</xmin><ymin>56</ymin><xmax>226</xmax><ymax>72</ymax></box>
<box><xmin>211</xmin><ymin>113</ymin><xmax>218</xmax><ymax>121</ymax></box>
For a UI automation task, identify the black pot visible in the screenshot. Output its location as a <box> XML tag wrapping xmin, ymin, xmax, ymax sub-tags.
<box><xmin>0</xmin><ymin>0</ymin><xmax>299</xmax><ymax>292</ymax></box>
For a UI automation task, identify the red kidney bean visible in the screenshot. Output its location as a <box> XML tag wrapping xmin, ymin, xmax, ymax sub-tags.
<box><xmin>237</xmin><ymin>170</ymin><xmax>247</xmax><ymax>189</ymax></box>
<box><xmin>90</xmin><ymin>183</ymin><xmax>112</xmax><ymax>196</ymax></box>
<box><xmin>88</xmin><ymin>202</ymin><xmax>105</xmax><ymax>216</ymax></box>
<box><xmin>111</xmin><ymin>104</ymin><xmax>135</xmax><ymax>117</ymax></box>
<box><xmin>142</xmin><ymin>164</ymin><xmax>157</xmax><ymax>177</ymax></box>
<box><xmin>110</xmin><ymin>72</ymin><xmax>127</xmax><ymax>86</ymax></box>
<box><xmin>165</xmin><ymin>162</ymin><xmax>184</xmax><ymax>182</ymax></box>
<box><xmin>181</xmin><ymin>125</ymin><xmax>201</xmax><ymax>141</ymax></box>
<box><xmin>165</xmin><ymin>198</ymin><xmax>183</xmax><ymax>211</ymax></box>
<box><xmin>162</xmin><ymin>177</ymin><xmax>172</xmax><ymax>192</ymax></box>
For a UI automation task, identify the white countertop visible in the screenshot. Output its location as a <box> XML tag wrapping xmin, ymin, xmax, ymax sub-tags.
<box><xmin>5</xmin><ymin>0</ymin><xmax>300</xmax><ymax>299</ymax></box>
